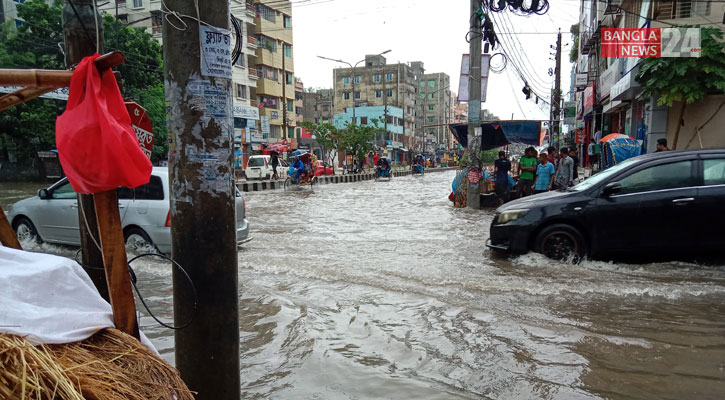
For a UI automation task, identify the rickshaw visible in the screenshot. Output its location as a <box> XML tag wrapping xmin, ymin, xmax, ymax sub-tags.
<box><xmin>375</xmin><ymin>157</ymin><xmax>393</xmax><ymax>180</ymax></box>
<box><xmin>412</xmin><ymin>154</ymin><xmax>425</xmax><ymax>175</ymax></box>
<box><xmin>284</xmin><ymin>152</ymin><xmax>316</xmax><ymax>191</ymax></box>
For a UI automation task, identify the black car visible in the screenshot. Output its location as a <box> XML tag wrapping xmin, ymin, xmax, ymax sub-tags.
<box><xmin>487</xmin><ymin>149</ymin><xmax>725</xmax><ymax>260</ymax></box>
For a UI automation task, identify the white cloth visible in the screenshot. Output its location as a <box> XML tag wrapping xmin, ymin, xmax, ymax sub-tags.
<box><xmin>0</xmin><ymin>246</ymin><xmax>156</xmax><ymax>352</ymax></box>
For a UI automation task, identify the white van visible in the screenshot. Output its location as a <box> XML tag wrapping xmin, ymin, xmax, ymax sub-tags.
<box><xmin>244</xmin><ymin>155</ymin><xmax>288</xmax><ymax>180</ymax></box>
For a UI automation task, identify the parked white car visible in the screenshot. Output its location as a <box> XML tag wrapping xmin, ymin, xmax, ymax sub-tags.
<box><xmin>7</xmin><ymin>167</ymin><xmax>250</xmax><ymax>254</ymax></box>
<box><xmin>243</xmin><ymin>155</ymin><xmax>288</xmax><ymax>180</ymax></box>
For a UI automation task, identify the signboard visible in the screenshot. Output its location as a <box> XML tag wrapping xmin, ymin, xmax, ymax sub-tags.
<box><xmin>0</xmin><ymin>86</ymin><xmax>69</xmax><ymax>100</ymax></box>
<box><xmin>457</xmin><ymin>54</ymin><xmax>491</xmax><ymax>102</ymax></box>
<box><xmin>260</xmin><ymin>116</ymin><xmax>270</xmax><ymax>134</ymax></box>
<box><xmin>271</xmin><ymin>111</ymin><xmax>279</xmax><ymax>119</ymax></box>
<box><xmin>200</xmin><ymin>25</ymin><xmax>232</xmax><ymax>78</ymax></box>
<box><xmin>597</xmin><ymin>58</ymin><xmax>621</xmax><ymax>101</ymax></box>
<box><xmin>575</xmin><ymin>73</ymin><xmax>588</xmax><ymax>87</ymax></box>
<box><xmin>563</xmin><ymin>101</ymin><xmax>576</xmax><ymax>125</ymax></box>
<box><xmin>575</xmin><ymin>128</ymin><xmax>586</xmax><ymax>144</ymax></box>
<box><xmin>232</xmin><ymin>104</ymin><xmax>260</xmax><ymax>120</ymax></box>
<box><xmin>601</xmin><ymin>28</ymin><xmax>701</xmax><ymax>58</ymax></box>
<box><xmin>583</xmin><ymin>82</ymin><xmax>595</xmax><ymax>115</ymax></box>
<box><xmin>251</xmin><ymin>130</ymin><xmax>264</xmax><ymax>142</ymax></box>
<box><xmin>125</xmin><ymin>102</ymin><xmax>153</xmax><ymax>159</ymax></box>
<box><xmin>467</xmin><ymin>168</ymin><xmax>482</xmax><ymax>184</ymax></box>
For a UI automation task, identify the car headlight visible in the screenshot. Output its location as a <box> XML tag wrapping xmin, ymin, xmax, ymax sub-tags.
<box><xmin>497</xmin><ymin>209</ymin><xmax>529</xmax><ymax>224</ymax></box>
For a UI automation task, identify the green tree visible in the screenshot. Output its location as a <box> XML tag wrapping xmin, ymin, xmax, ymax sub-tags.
<box><xmin>0</xmin><ymin>0</ymin><xmax>167</xmax><ymax>162</ymax></box>
<box><xmin>569</xmin><ymin>24</ymin><xmax>579</xmax><ymax>63</ymax></box>
<box><xmin>337</xmin><ymin>121</ymin><xmax>378</xmax><ymax>163</ymax></box>
<box><xmin>636</xmin><ymin>27</ymin><xmax>725</xmax><ymax>148</ymax></box>
<box><xmin>300</xmin><ymin>121</ymin><xmax>338</xmax><ymax>167</ymax></box>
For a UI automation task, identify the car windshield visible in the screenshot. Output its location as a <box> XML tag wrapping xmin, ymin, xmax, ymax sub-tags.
<box><xmin>247</xmin><ymin>157</ymin><xmax>266</xmax><ymax>167</ymax></box>
<box><xmin>569</xmin><ymin>157</ymin><xmax>638</xmax><ymax>191</ymax></box>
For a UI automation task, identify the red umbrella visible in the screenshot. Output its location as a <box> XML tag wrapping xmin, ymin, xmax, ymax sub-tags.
<box><xmin>600</xmin><ymin>133</ymin><xmax>632</xmax><ymax>143</ymax></box>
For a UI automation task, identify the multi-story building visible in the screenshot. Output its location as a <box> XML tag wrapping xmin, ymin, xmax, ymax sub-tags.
<box><xmin>332</xmin><ymin>55</ymin><xmax>421</xmax><ymax>150</ymax></box>
<box><xmin>251</xmin><ymin>0</ymin><xmax>296</xmax><ymax>142</ymax></box>
<box><xmin>417</xmin><ymin>72</ymin><xmax>451</xmax><ymax>151</ymax></box>
<box><xmin>294</xmin><ymin>78</ymin><xmax>304</xmax><ymax>128</ymax></box>
<box><xmin>576</xmin><ymin>0</ymin><xmax>725</xmax><ymax>155</ymax></box>
<box><xmin>302</xmin><ymin>89</ymin><xmax>334</xmax><ymax>125</ymax></box>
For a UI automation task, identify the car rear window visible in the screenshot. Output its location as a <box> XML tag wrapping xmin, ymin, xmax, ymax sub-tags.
<box><xmin>117</xmin><ymin>175</ymin><xmax>164</xmax><ymax>200</ymax></box>
<box><xmin>704</xmin><ymin>159</ymin><xmax>725</xmax><ymax>185</ymax></box>
<box><xmin>247</xmin><ymin>157</ymin><xmax>266</xmax><ymax>167</ymax></box>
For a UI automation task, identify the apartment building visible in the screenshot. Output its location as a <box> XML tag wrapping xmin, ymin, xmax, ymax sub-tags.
<box><xmin>417</xmin><ymin>72</ymin><xmax>451</xmax><ymax>151</ymax></box>
<box><xmin>302</xmin><ymin>89</ymin><xmax>334</xmax><ymax>125</ymax></box>
<box><xmin>332</xmin><ymin>55</ymin><xmax>421</xmax><ymax>149</ymax></box>
<box><xmin>576</xmin><ymin>0</ymin><xmax>725</xmax><ymax>154</ymax></box>
<box><xmin>251</xmin><ymin>0</ymin><xmax>296</xmax><ymax>142</ymax></box>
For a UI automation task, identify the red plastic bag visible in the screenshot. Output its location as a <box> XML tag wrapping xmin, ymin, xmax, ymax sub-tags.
<box><xmin>56</xmin><ymin>53</ymin><xmax>152</xmax><ymax>194</ymax></box>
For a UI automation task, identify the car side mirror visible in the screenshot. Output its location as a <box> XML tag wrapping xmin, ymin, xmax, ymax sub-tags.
<box><xmin>602</xmin><ymin>182</ymin><xmax>622</xmax><ymax>197</ymax></box>
<box><xmin>38</xmin><ymin>189</ymin><xmax>49</xmax><ymax>199</ymax></box>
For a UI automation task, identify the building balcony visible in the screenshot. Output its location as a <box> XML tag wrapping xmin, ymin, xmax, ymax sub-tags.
<box><xmin>246</xmin><ymin>2</ymin><xmax>256</xmax><ymax>18</ymax></box>
<box><xmin>248</xmin><ymin>67</ymin><xmax>259</xmax><ymax>80</ymax></box>
<box><xmin>246</xmin><ymin>35</ymin><xmax>258</xmax><ymax>49</ymax></box>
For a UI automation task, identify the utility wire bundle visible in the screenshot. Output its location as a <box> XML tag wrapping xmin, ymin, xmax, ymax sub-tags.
<box><xmin>482</xmin><ymin>0</ymin><xmax>550</xmax><ymax>15</ymax></box>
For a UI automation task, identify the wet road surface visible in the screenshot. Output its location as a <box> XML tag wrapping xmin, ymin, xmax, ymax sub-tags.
<box><xmin>4</xmin><ymin>171</ymin><xmax>725</xmax><ymax>399</ymax></box>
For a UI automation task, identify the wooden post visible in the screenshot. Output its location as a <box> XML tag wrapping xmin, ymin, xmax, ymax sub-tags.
<box><xmin>0</xmin><ymin>206</ymin><xmax>21</xmax><ymax>250</ymax></box>
<box><xmin>93</xmin><ymin>190</ymin><xmax>139</xmax><ymax>339</ymax></box>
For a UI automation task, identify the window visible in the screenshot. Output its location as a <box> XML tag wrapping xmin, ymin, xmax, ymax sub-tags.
<box><xmin>675</xmin><ymin>0</ymin><xmax>711</xmax><ymax>19</ymax></box>
<box><xmin>259</xmin><ymin>95</ymin><xmax>279</xmax><ymax>109</ymax></box>
<box><xmin>373</xmin><ymin>74</ymin><xmax>381</xmax><ymax>82</ymax></box>
<box><xmin>428</xmin><ymin>93</ymin><xmax>434</xmax><ymax>99</ymax></box>
<box><xmin>322</xmin><ymin>105</ymin><xmax>329</xmax><ymax>112</ymax></box>
<box><xmin>117</xmin><ymin>176</ymin><xmax>164</xmax><ymax>200</ymax></box>
<box><xmin>354</xmin><ymin>75</ymin><xmax>360</xmax><ymax>84</ymax></box>
<box><xmin>286</xmin><ymin>72</ymin><xmax>293</xmax><ymax>85</ymax></box>
<box><xmin>258</xmin><ymin>65</ymin><xmax>278</xmax><ymax>81</ymax></box>
<box><xmin>132</xmin><ymin>0</ymin><xmax>142</xmax><ymax>8</ymax></box>
<box><xmin>343</xmin><ymin>76</ymin><xmax>350</xmax><ymax>85</ymax></box>
<box><xmin>354</xmin><ymin>91</ymin><xmax>360</xmax><ymax>99</ymax></box>
<box><xmin>361</xmin><ymin>117</ymin><xmax>368</xmax><ymax>125</ymax></box>
<box><xmin>51</xmin><ymin>181</ymin><xmax>77</xmax><ymax>199</ymax></box>
<box><xmin>234</xmin><ymin>52</ymin><xmax>245</xmax><ymax>67</ymax></box>
<box><xmin>375</xmin><ymin>90</ymin><xmax>382</xmax><ymax>98</ymax></box>
<box><xmin>428</xmin><ymin>105</ymin><xmax>434</xmax><ymax>111</ymax></box>
<box><xmin>419</xmin><ymin>93</ymin><xmax>425</xmax><ymax>99</ymax></box>
<box><xmin>617</xmin><ymin>161</ymin><xmax>695</xmax><ymax>195</ymax></box>
<box><xmin>704</xmin><ymin>159</ymin><xmax>725</xmax><ymax>185</ymax></box>
<box><xmin>385</xmin><ymin>73</ymin><xmax>393</xmax><ymax>81</ymax></box>
<box><xmin>387</xmin><ymin>89</ymin><xmax>393</xmax><ymax>97</ymax></box>
<box><xmin>429</xmin><ymin>128</ymin><xmax>436</xmax><ymax>135</ymax></box>
<box><xmin>344</xmin><ymin>92</ymin><xmax>350</xmax><ymax>100</ymax></box>
<box><xmin>283</xmin><ymin>15</ymin><xmax>291</xmax><ymax>28</ymax></box>
<box><xmin>283</xmin><ymin>44</ymin><xmax>291</xmax><ymax>57</ymax></box>
<box><xmin>236</xmin><ymin>84</ymin><xmax>247</xmax><ymax>99</ymax></box>
<box><xmin>287</xmin><ymin>101</ymin><xmax>294</xmax><ymax>112</ymax></box>
<box><xmin>118</xmin><ymin>14</ymin><xmax>128</xmax><ymax>24</ymax></box>
<box><xmin>258</xmin><ymin>35</ymin><xmax>277</xmax><ymax>52</ymax></box>
<box><xmin>428</xmin><ymin>117</ymin><xmax>435</xmax><ymax>123</ymax></box>
<box><xmin>420</xmin><ymin>81</ymin><xmax>425</xmax><ymax>87</ymax></box>
<box><xmin>428</xmin><ymin>80</ymin><xmax>435</xmax><ymax>87</ymax></box>
<box><xmin>256</xmin><ymin>4</ymin><xmax>275</xmax><ymax>22</ymax></box>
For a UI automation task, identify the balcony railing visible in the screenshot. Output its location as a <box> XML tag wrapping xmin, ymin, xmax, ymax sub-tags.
<box><xmin>246</xmin><ymin>2</ymin><xmax>256</xmax><ymax>17</ymax></box>
<box><xmin>248</xmin><ymin>67</ymin><xmax>259</xmax><ymax>80</ymax></box>
<box><xmin>246</xmin><ymin>35</ymin><xmax>257</xmax><ymax>49</ymax></box>
<box><xmin>152</xmin><ymin>25</ymin><xmax>162</xmax><ymax>34</ymax></box>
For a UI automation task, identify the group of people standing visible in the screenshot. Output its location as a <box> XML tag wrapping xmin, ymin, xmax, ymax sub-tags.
<box><xmin>493</xmin><ymin>146</ymin><xmax>579</xmax><ymax>204</ymax></box>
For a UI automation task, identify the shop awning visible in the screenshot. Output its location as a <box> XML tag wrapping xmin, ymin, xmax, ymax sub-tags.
<box><xmin>448</xmin><ymin>121</ymin><xmax>543</xmax><ymax>149</ymax></box>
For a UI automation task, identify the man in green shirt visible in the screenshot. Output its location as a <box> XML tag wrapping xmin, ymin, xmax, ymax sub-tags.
<box><xmin>515</xmin><ymin>147</ymin><xmax>538</xmax><ymax>199</ymax></box>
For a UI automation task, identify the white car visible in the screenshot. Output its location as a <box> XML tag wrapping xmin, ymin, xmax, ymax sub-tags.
<box><xmin>7</xmin><ymin>167</ymin><xmax>250</xmax><ymax>254</ymax></box>
<box><xmin>243</xmin><ymin>155</ymin><xmax>288</xmax><ymax>180</ymax></box>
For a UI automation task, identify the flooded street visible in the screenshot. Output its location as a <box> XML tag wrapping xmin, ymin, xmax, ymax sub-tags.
<box><xmin>4</xmin><ymin>171</ymin><xmax>725</xmax><ymax>399</ymax></box>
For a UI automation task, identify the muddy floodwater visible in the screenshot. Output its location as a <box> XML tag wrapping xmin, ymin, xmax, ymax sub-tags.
<box><xmin>4</xmin><ymin>171</ymin><xmax>725</xmax><ymax>399</ymax></box>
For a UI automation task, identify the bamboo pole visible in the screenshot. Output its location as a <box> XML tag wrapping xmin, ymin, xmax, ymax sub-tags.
<box><xmin>0</xmin><ymin>51</ymin><xmax>125</xmax><ymax>88</ymax></box>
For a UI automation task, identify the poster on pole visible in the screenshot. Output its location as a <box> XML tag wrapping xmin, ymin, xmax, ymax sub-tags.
<box><xmin>260</xmin><ymin>116</ymin><xmax>271</xmax><ymax>135</ymax></box>
<box><xmin>200</xmin><ymin>25</ymin><xmax>233</xmax><ymax>79</ymax></box>
<box><xmin>125</xmin><ymin>102</ymin><xmax>154</xmax><ymax>159</ymax></box>
<box><xmin>457</xmin><ymin>54</ymin><xmax>491</xmax><ymax>102</ymax></box>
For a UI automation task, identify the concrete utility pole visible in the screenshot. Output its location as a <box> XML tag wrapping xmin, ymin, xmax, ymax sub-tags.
<box><xmin>163</xmin><ymin>0</ymin><xmax>240</xmax><ymax>398</ymax></box>
<box><xmin>552</xmin><ymin>30</ymin><xmax>562</xmax><ymax>145</ymax></box>
<box><xmin>383</xmin><ymin>66</ymin><xmax>388</xmax><ymax>145</ymax></box>
<box><xmin>282</xmin><ymin>50</ymin><xmax>288</xmax><ymax>140</ymax></box>
<box><xmin>62</xmin><ymin>0</ymin><xmax>108</xmax><ymax>301</ymax></box>
<box><xmin>467</xmin><ymin>0</ymin><xmax>482</xmax><ymax>209</ymax></box>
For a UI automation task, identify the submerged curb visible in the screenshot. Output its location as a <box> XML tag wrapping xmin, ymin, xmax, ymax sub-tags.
<box><xmin>237</xmin><ymin>166</ymin><xmax>458</xmax><ymax>192</ymax></box>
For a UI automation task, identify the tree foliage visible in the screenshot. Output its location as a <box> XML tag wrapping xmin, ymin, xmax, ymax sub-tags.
<box><xmin>0</xmin><ymin>0</ymin><xmax>167</xmax><ymax>162</ymax></box>
<box><xmin>337</xmin><ymin>121</ymin><xmax>378</xmax><ymax>162</ymax></box>
<box><xmin>299</xmin><ymin>121</ymin><xmax>338</xmax><ymax>165</ymax></box>
<box><xmin>569</xmin><ymin>24</ymin><xmax>579</xmax><ymax>64</ymax></box>
<box><xmin>636</xmin><ymin>27</ymin><xmax>725</xmax><ymax>107</ymax></box>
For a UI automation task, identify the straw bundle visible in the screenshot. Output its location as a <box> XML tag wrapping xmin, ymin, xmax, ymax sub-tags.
<box><xmin>0</xmin><ymin>328</ymin><xmax>193</xmax><ymax>400</ymax></box>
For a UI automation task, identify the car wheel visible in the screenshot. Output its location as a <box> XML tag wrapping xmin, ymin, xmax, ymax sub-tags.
<box><xmin>283</xmin><ymin>177</ymin><xmax>291</xmax><ymax>192</ymax></box>
<box><xmin>13</xmin><ymin>217</ymin><xmax>40</xmax><ymax>243</ymax></box>
<box><xmin>124</xmin><ymin>227</ymin><xmax>155</xmax><ymax>253</ymax></box>
<box><xmin>535</xmin><ymin>224</ymin><xmax>586</xmax><ymax>262</ymax></box>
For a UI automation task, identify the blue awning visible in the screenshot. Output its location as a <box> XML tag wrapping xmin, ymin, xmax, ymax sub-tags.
<box><xmin>449</xmin><ymin>121</ymin><xmax>542</xmax><ymax>149</ymax></box>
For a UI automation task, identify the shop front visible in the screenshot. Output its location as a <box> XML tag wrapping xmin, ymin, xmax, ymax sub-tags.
<box><xmin>233</xmin><ymin>104</ymin><xmax>260</xmax><ymax>170</ymax></box>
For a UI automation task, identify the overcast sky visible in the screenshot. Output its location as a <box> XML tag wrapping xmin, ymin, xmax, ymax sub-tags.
<box><xmin>290</xmin><ymin>0</ymin><xmax>581</xmax><ymax>121</ymax></box>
